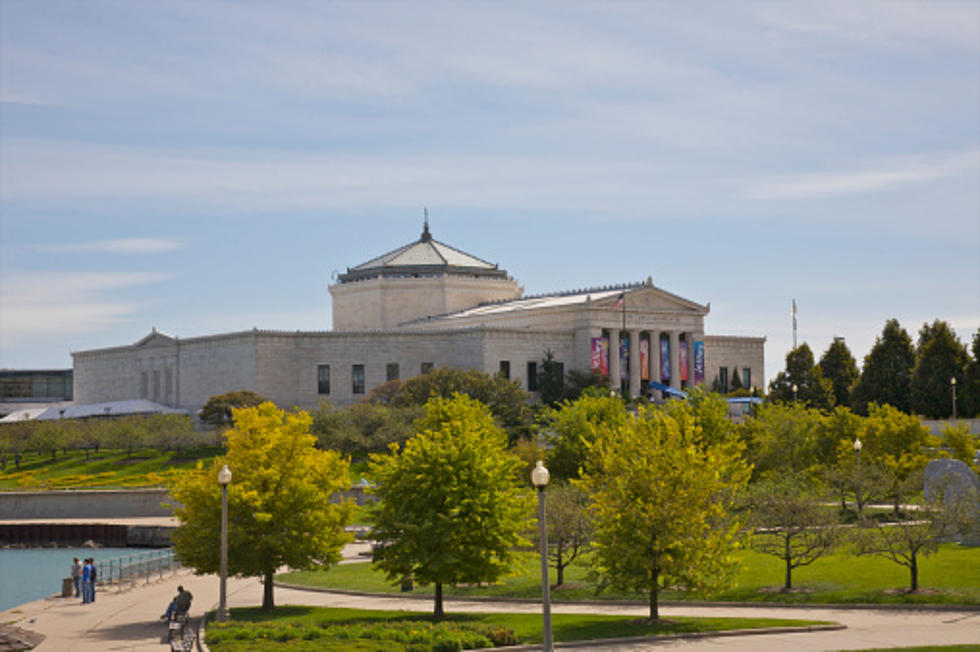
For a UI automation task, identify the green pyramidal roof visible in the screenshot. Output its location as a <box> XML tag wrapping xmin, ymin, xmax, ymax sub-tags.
<box><xmin>337</xmin><ymin>222</ymin><xmax>508</xmax><ymax>283</ymax></box>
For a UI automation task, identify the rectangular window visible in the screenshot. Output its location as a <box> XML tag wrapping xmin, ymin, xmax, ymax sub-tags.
<box><xmin>499</xmin><ymin>360</ymin><xmax>510</xmax><ymax>379</ymax></box>
<box><xmin>527</xmin><ymin>361</ymin><xmax>538</xmax><ymax>391</ymax></box>
<box><xmin>152</xmin><ymin>370</ymin><xmax>160</xmax><ymax>401</ymax></box>
<box><xmin>165</xmin><ymin>368</ymin><xmax>172</xmax><ymax>403</ymax></box>
<box><xmin>742</xmin><ymin>368</ymin><xmax>751</xmax><ymax>390</ymax></box>
<box><xmin>421</xmin><ymin>362</ymin><xmax>434</xmax><ymax>375</ymax></box>
<box><xmin>352</xmin><ymin>364</ymin><xmax>365</xmax><ymax>394</ymax></box>
<box><xmin>140</xmin><ymin>372</ymin><xmax>148</xmax><ymax>399</ymax></box>
<box><xmin>718</xmin><ymin>367</ymin><xmax>728</xmax><ymax>392</ymax></box>
<box><xmin>386</xmin><ymin>363</ymin><xmax>400</xmax><ymax>382</ymax></box>
<box><xmin>317</xmin><ymin>365</ymin><xmax>331</xmax><ymax>395</ymax></box>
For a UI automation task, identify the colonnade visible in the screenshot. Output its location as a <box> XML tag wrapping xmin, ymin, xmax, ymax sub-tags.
<box><xmin>604</xmin><ymin>329</ymin><xmax>703</xmax><ymax>398</ymax></box>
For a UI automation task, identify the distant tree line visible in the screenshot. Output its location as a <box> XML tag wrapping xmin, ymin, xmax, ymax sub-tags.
<box><xmin>769</xmin><ymin>319</ymin><xmax>980</xmax><ymax>418</ymax></box>
<box><xmin>0</xmin><ymin>414</ymin><xmax>199</xmax><ymax>469</ymax></box>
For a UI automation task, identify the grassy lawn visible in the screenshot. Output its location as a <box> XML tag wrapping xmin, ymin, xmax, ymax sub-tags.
<box><xmin>279</xmin><ymin>543</ymin><xmax>980</xmax><ymax>605</ymax></box>
<box><xmin>205</xmin><ymin>605</ymin><xmax>829</xmax><ymax>651</ymax></box>
<box><xmin>0</xmin><ymin>447</ymin><xmax>222</xmax><ymax>490</ymax></box>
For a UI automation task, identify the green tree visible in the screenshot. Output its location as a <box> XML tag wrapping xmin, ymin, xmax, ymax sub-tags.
<box><xmin>579</xmin><ymin>407</ymin><xmax>750</xmax><ymax>620</ymax></box>
<box><xmin>538</xmin><ymin>483</ymin><xmax>592</xmax><ymax>587</ymax></box>
<box><xmin>170</xmin><ymin>402</ymin><xmax>353</xmax><ymax>611</ymax></box>
<box><xmin>730</xmin><ymin>366</ymin><xmax>743</xmax><ymax>391</ymax></box>
<box><xmin>962</xmin><ymin>330</ymin><xmax>980</xmax><ymax>418</ymax></box>
<box><xmin>661</xmin><ymin>388</ymin><xmax>736</xmax><ymax>449</ymax></box>
<box><xmin>940</xmin><ymin>423</ymin><xmax>978</xmax><ymax>471</ymax></box>
<box><xmin>740</xmin><ymin>402</ymin><xmax>823</xmax><ymax>479</ymax></box>
<box><xmin>910</xmin><ymin>320</ymin><xmax>969</xmax><ymax>418</ymax></box>
<box><xmin>857</xmin><ymin>474</ymin><xmax>976</xmax><ymax>591</ymax></box>
<box><xmin>817</xmin><ymin>407</ymin><xmax>866</xmax><ymax>510</ymax></box>
<box><xmin>819</xmin><ymin>337</ymin><xmax>859</xmax><ymax>408</ymax></box>
<box><xmin>749</xmin><ymin>473</ymin><xmax>840</xmax><ymax>590</ymax></box>
<box><xmin>29</xmin><ymin>421</ymin><xmax>64</xmax><ymax>461</ymax></box>
<box><xmin>542</xmin><ymin>393</ymin><xmax>629</xmax><ymax>482</ymax></box>
<box><xmin>538</xmin><ymin>349</ymin><xmax>566</xmax><ymax>407</ymax></box>
<box><xmin>310</xmin><ymin>400</ymin><xmax>421</xmax><ymax>458</ymax></box>
<box><xmin>380</xmin><ymin>367</ymin><xmax>535</xmax><ymax>440</ymax></box>
<box><xmin>199</xmin><ymin>390</ymin><xmax>269</xmax><ymax>428</ymax></box>
<box><xmin>863</xmin><ymin>404</ymin><xmax>933</xmax><ymax>513</ymax></box>
<box><xmin>563</xmin><ymin>369</ymin><xmax>609</xmax><ymax>401</ymax></box>
<box><xmin>768</xmin><ymin>344</ymin><xmax>834</xmax><ymax>409</ymax></box>
<box><xmin>367</xmin><ymin>394</ymin><xmax>529</xmax><ymax>619</ymax></box>
<box><xmin>851</xmin><ymin>319</ymin><xmax>915</xmax><ymax>415</ymax></box>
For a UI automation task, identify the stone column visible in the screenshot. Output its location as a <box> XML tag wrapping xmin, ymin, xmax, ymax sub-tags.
<box><xmin>628</xmin><ymin>329</ymin><xmax>641</xmax><ymax>398</ymax></box>
<box><xmin>669</xmin><ymin>331</ymin><xmax>681</xmax><ymax>390</ymax></box>
<box><xmin>608</xmin><ymin>330</ymin><xmax>620</xmax><ymax>393</ymax></box>
<box><xmin>649</xmin><ymin>330</ymin><xmax>662</xmax><ymax>400</ymax></box>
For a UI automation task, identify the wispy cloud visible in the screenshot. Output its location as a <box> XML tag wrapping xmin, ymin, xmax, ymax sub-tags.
<box><xmin>748</xmin><ymin>149</ymin><xmax>980</xmax><ymax>200</ymax></box>
<box><xmin>38</xmin><ymin>238</ymin><xmax>182</xmax><ymax>254</ymax></box>
<box><xmin>0</xmin><ymin>271</ymin><xmax>171</xmax><ymax>348</ymax></box>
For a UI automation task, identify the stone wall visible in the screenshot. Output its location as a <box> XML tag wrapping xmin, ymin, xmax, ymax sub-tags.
<box><xmin>0</xmin><ymin>487</ymin><xmax>373</xmax><ymax>520</ymax></box>
<box><xmin>330</xmin><ymin>275</ymin><xmax>522</xmax><ymax>330</ymax></box>
<box><xmin>0</xmin><ymin>489</ymin><xmax>175</xmax><ymax>519</ymax></box>
<box><xmin>703</xmin><ymin>335</ymin><xmax>766</xmax><ymax>391</ymax></box>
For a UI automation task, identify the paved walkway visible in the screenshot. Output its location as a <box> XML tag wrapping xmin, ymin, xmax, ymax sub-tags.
<box><xmin>1</xmin><ymin>543</ymin><xmax>977</xmax><ymax>651</ymax></box>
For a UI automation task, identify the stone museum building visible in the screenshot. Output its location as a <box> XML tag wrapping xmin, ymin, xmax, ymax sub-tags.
<box><xmin>72</xmin><ymin>222</ymin><xmax>765</xmax><ymax>415</ymax></box>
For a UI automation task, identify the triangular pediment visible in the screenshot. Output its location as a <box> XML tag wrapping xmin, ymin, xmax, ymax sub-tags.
<box><xmin>598</xmin><ymin>286</ymin><xmax>708</xmax><ymax>315</ymax></box>
<box><xmin>134</xmin><ymin>329</ymin><xmax>177</xmax><ymax>347</ymax></box>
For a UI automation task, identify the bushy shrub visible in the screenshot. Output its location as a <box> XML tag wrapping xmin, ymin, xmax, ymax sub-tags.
<box><xmin>204</xmin><ymin>618</ymin><xmax>504</xmax><ymax>649</ymax></box>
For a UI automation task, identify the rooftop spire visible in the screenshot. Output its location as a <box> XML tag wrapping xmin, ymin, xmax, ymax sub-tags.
<box><xmin>421</xmin><ymin>207</ymin><xmax>432</xmax><ymax>242</ymax></box>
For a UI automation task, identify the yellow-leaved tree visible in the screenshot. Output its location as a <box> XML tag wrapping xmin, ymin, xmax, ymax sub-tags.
<box><xmin>579</xmin><ymin>406</ymin><xmax>751</xmax><ymax>621</ymax></box>
<box><xmin>170</xmin><ymin>402</ymin><xmax>353</xmax><ymax>611</ymax></box>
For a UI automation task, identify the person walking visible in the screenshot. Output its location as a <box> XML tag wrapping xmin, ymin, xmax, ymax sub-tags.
<box><xmin>80</xmin><ymin>558</ymin><xmax>92</xmax><ymax>604</ymax></box>
<box><xmin>71</xmin><ymin>557</ymin><xmax>82</xmax><ymax>598</ymax></box>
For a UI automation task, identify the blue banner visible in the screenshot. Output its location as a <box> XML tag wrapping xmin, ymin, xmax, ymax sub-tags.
<box><xmin>660</xmin><ymin>338</ymin><xmax>670</xmax><ymax>383</ymax></box>
<box><xmin>694</xmin><ymin>340</ymin><xmax>705</xmax><ymax>385</ymax></box>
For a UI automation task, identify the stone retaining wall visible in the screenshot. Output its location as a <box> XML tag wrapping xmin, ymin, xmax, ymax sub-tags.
<box><xmin>0</xmin><ymin>486</ymin><xmax>373</xmax><ymax>520</ymax></box>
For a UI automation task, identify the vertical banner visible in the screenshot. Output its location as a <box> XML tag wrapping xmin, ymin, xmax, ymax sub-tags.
<box><xmin>693</xmin><ymin>341</ymin><xmax>705</xmax><ymax>385</ymax></box>
<box><xmin>591</xmin><ymin>337</ymin><xmax>609</xmax><ymax>375</ymax></box>
<box><xmin>680</xmin><ymin>340</ymin><xmax>689</xmax><ymax>382</ymax></box>
<box><xmin>640</xmin><ymin>339</ymin><xmax>649</xmax><ymax>381</ymax></box>
<box><xmin>620</xmin><ymin>335</ymin><xmax>629</xmax><ymax>381</ymax></box>
<box><xmin>660</xmin><ymin>338</ymin><xmax>670</xmax><ymax>383</ymax></box>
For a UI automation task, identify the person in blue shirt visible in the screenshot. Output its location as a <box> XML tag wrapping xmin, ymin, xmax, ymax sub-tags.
<box><xmin>80</xmin><ymin>559</ymin><xmax>93</xmax><ymax>604</ymax></box>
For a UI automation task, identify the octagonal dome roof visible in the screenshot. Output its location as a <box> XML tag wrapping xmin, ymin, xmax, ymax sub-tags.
<box><xmin>337</xmin><ymin>221</ymin><xmax>508</xmax><ymax>283</ymax></box>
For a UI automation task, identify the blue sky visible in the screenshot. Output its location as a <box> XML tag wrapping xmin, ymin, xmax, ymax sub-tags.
<box><xmin>1</xmin><ymin>0</ymin><xmax>978</xmax><ymax>386</ymax></box>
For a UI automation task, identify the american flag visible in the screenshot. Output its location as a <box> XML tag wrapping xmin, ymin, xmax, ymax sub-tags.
<box><xmin>612</xmin><ymin>292</ymin><xmax>625</xmax><ymax>309</ymax></box>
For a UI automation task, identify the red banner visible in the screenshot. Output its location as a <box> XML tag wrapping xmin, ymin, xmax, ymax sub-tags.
<box><xmin>590</xmin><ymin>337</ymin><xmax>608</xmax><ymax>375</ymax></box>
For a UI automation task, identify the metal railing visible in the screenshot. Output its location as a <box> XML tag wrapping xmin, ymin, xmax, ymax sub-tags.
<box><xmin>95</xmin><ymin>548</ymin><xmax>181</xmax><ymax>587</ymax></box>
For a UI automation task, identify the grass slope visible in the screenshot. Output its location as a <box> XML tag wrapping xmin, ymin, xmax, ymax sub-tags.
<box><xmin>0</xmin><ymin>447</ymin><xmax>221</xmax><ymax>490</ymax></box>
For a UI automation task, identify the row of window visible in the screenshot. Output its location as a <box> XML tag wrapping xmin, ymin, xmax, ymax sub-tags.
<box><xmin>316</xmin><ymin>359</ymin><xmax>553</xmax><ymax>395</ymax></box>
<box><xmin>717</xmin><ymin>367</ymin><xmax>752</xmax><ymax>391</ymax></box>
<box><xmin>317</xmin><ymin>362</ymin><xmax>434</xmax><ymax>395</ymax></box>
<box><xmin>497</xmin><ymin>360</ymin><xmax>549</xmax><ymax>392</ymax></box>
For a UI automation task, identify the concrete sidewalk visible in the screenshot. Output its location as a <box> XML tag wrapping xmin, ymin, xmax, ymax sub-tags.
<box><xmin>2</xmin><ymin>545</ymin><xmax>977</xmax><ymax>651</ymax></box>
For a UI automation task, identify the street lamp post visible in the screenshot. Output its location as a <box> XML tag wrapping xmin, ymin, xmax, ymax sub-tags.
<box><xmin>531</xmin><ymin>460</ymin><xmax>553</xmax><ymax>652</ymax></box>
<box><xmin>217</xmin><ymin>464</ymin><xmax>232</xmax><ymax>622</ymax></box>
<box><xmin>951</xmin><ymin>377</ymin><xmax>958</xmax><ymax>420</ymax></box>
<box><xmin>853</xmin><ymin>438</ymin><xmax>863</xmax><ymax>515</ymax></box>
<box><xmin>792</xmin><ymin>383</ymin><xmax>798</xmax><ymax>405</ymax></box>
